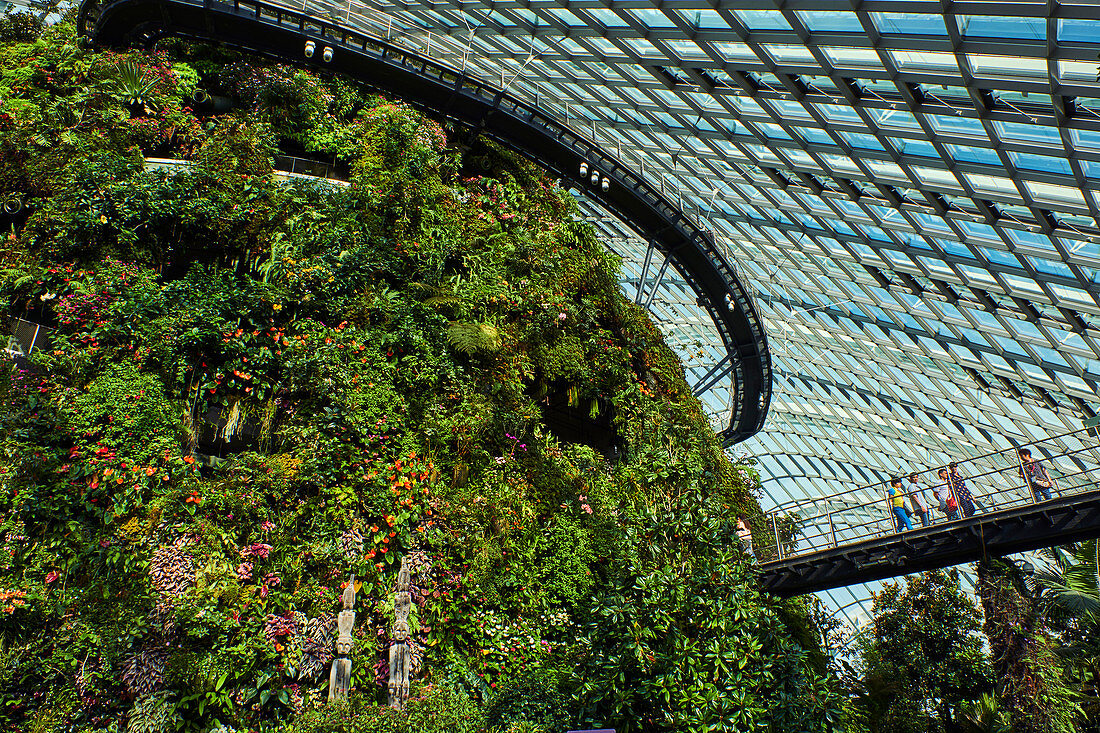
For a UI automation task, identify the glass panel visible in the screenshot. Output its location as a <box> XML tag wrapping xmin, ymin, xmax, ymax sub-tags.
<box><xmin>965</xmin><ymin>173</ymin><xmax>1019</xmax><ymax>196</ymax></box>
<box><xmin>891</xmin><ymin>137</ymin><xmax>939</xmax><ymax>159</ymax></box>
<box><xmin>588</xmin><ymin>8</ymin><xmax>629</xmax><ymax>28</ymax></box>
<box><xmin>714</xmin><ymin>41</ymin><xmax>759</xmax><ymax>62</ymax></box>
<box><xmin>958</xmin><ymin>15</ymin><xmax>1046</xmax><ymax>40</ymax></box>
<box><xmin>1025</xmin><ymin>181</ymin><xmax>1087</xmax><ymax>207</ymax></box>
<box><xmin>629</xmin><ymin>9</ymin><xmax>676</xmax><ymax>29</ymax></box>
<box><xmin>764</xmin><ymin>44</ymin><xmax>817</xmax><ymax>64</ymax></box>
<box><xmin>1057</xmin><ymin>18</ymin><xmax>1100</xmax><ymax>43</ymax></box>
<box><xmin>820</xmin><ymin>47</ymin><xmax>883</xmax><ymax>68</ymax></box>
<box><xmin>867</xmin><ymin>107</ymin><xmax>921</xmax><ymax>132</ymax></box>
<box><xmin>869</xmin><ymin>13</ymin><xmax>947</xmax><ymax>35</ymax></box>
<box><xmin>1057</xmin><ymin>61</ymin><xmax>1098</xmax><ymax>84</ymax></box>
<box><xmin>838</xmin><ymin>131</ymin><xmax>884</xmax><ymax>150</ymax></box>
<box><xmin>928</xmin><ymin>114</ymin><xmax>987</xmax><ymax>137</ymax></box>
<box><xmin>796</xmin><ymin>11</ymin><xmax>862</xmax><ymax>33</ymax></box>
<box><xmin>736</xmin><ymin>10</ymin><xmax>792</xmax><ymax>30</ymax></box>
<box><xmin>892</xmin><ymin>50</ymin><xmax>960</xmax><ymax>72</ymax></box>
<box><xmin>677</xmin><ymin>9</ymin><xmax>731</xmax><ymax>30</ymax></box>
<box><xmin>944</xmin><ymin>143</ymin><xmax>1000</xmax><ymax>165</ymax></box>
<box><xmin>968</xmin><ymin>55</ymin><xmax>1049</xmax><ymax>79</ymax></box>
<box><xmin>1008</xmin><ymin>151</ymin><xmax>1072</xmax><ymax>175</ymax></box>
<box><xmin>993</xmin><ymin>120</ymin><xmax>1064</xmax><ymax>145</ymax></box>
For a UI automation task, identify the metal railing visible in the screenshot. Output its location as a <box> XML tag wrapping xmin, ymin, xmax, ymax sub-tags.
<box><xmin>760</xmin><ymin>424</ymin><xmax>1100</xmax><ymax>562</ymax></box>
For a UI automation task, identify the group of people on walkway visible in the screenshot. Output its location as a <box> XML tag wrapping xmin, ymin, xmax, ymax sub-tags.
<box><xmin>886</xmin><ymin>448</ymin><xmax>1057</xmax><ymax>532</ymax></box>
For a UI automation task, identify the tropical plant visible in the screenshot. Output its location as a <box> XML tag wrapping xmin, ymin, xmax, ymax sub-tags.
<box><xmin>104</xmin><ymin>60</ymin><xmax>161</xmax><ymax>112</ymax></box>
<box><xmin>1031</xmin><ymin>541</ymin><xmax>1100</xmax><ymax>624</ymax></box>
<box><xmin>854</xmin><ymin>569</ymin><xmax>994</xmax><ymax>733</ymax></box>
<box><xmin>976</xmin><ymin>557</ymin><xmax>1081</xmax><ymax>733</ymax></box>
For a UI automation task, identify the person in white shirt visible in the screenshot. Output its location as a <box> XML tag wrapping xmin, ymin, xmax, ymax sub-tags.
<box><xmin>907</xmin><ymin>472</ymin><xmax>932</xmax><ymax>527</ymax></box>
<box><xmin>933</xmin><ymin>470</ymin><xmax>960</xmax><ymax>520</ymax></box>
<box><xmin>736</xmin><ymin>515</ymin><xmax>755</xmax><ymax>560</ymax></box>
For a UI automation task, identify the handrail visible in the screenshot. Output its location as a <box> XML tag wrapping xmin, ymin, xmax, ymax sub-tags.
<box><xmin>769</xmin><ymin>424</ymin><xmax>1096</xmax><ymax>513</ymax></box>
<box><xmin>760</xmin><ymin>424</ymin><xmax>1100</xmax><ymax>563</ymax></box>
<box><xmin>78</xmin><ymin>0</ymin><xmax>772</xmax><ymax>444</ymax></box>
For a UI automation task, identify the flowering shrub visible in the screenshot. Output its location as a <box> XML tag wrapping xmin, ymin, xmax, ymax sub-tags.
<box><xmin>0</xmin><ymin>20</ymin><xmax>836</xmax><ymax>733</ymax></box>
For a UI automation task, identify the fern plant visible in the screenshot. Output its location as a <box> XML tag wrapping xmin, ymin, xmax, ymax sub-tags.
<box><xmin>446</xmin><ymin>321</ymin><xmax>501</xmax><ymax>354</ymax></box>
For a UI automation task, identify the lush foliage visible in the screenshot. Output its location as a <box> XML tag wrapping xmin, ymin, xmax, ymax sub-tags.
<box><xmin>850</xmin><ymin>570</ymin><xmax>993</xmax><ymax>733</ymax></box>
<box><xmin>0</xmin><ymin>22</ymin><xmax>837</xmax><ymax>733</ymax></box>
<box><xmin>975</xmin><ymin>558</ymin><xmax>1080</xmax><ymax>733</ymax></box>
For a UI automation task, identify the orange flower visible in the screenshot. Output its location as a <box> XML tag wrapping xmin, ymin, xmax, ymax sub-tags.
<box><xmin>183</xmin><ymin>456</ymin><xmax>195</xmax><ymax>464</ymax></box>
<box><xmin>103</xmin><ymin>468</ymin><xmax>114</xmax><ymax>477</ymax></box>
<box><xmin>144</xmin><ymin>467</ymin><xmax>156</xmax><ymax>476</ymax></box>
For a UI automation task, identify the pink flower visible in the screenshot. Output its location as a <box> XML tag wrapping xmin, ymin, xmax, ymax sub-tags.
<box><xmin>236</xmin><ymin>562</ymin><xmax>254</xmax><ymax>581</ymax></box>
<box><xmin>260</xmin><ymin>521</ymin><xmax>274</xmax><ymax>532</ymax></box>
<box><xmin>239</xmin><ymin>543</ymin><xmax>273</xmax><ymax>559</ymax></box>
<box><xmin>45</xmin><ymin>571</ymin><xmax>59</xmax><ymax>584</ymax></box>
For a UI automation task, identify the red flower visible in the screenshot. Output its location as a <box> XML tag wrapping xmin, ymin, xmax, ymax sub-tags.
<box><xmin>45</xmin><ymin>571</ymin><xmax>59</xmax><ymax>584</ymax></box>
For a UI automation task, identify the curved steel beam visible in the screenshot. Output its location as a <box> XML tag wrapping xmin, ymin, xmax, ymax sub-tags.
<box><xmin>78</xmin><ymin>0</ymin><xmax>771</xmax><ymax>443</ymax></box>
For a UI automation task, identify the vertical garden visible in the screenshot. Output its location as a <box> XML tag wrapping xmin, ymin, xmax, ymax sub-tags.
<box><xmin>0</xmin><ymin>15</ymin><xmax>844</xmax><ymax>733</ymax></box>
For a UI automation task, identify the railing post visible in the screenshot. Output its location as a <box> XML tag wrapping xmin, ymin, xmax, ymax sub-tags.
<box><xmin>828</xmin><ymin>510</ymin><xmax>836</xmax><ymax>549</ymax></box>
<box><xmin>1017</xmin><ymin>447</ymin><xmax>1034</xmax><ymax>505</ymax></box>
<box><xmin>772</xmin><ymin>514</ymin><xmax>781</xmax><ymax>560</ymax></box>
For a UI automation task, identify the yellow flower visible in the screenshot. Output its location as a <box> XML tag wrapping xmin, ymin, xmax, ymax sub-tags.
<box><xmin>272</xmin><ymin>303</ymin><xmax>283</xmax><ymax>311</ymax></box>
<box><xmin>99</xmin><ymin>215</ymin><xmax>108</xmax><ymax>224</ymax></box>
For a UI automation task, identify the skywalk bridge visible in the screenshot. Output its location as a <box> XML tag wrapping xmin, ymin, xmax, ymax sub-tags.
<box><xmin>759</xmin><ymin>424</ymin><xmax>1100</xmax><ymax>597</ymax></box>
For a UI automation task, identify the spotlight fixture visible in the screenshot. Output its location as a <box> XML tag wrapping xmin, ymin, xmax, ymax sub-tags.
<box><xmin>590</xmin><ymin>171</ymin><xmax>599</xmax><ymax>185</ymax></box>
<box><xmin>322</xmin><ymin>47</ymin><xmax>334</xmax><ymax>63</ymax></box>
<box><xmin>600</xmin><ymin>177</ymin><xmax>609</xmax><ymax>192</ymax></box>
<box><xmin>579</xmin><ymin>162</ymin><xmax>588</xmax><ymax>177</ymax></box>
<box><xmin>304</xmin><ymin>40</ymin><xmax>316</xmax><ymax>57</ymax></box>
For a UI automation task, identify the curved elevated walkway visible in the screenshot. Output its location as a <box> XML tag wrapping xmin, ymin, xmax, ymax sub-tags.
<box><xmin>79</xmin><ymin>0</ymin><xmax>771</xmax><ymax>443</ymax></box>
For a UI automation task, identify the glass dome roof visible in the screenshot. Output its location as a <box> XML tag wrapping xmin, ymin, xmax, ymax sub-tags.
<box><xmin>317</xmin><ymin>0</ymin><xmax>1100</xmax><ymax>632</ymax></box>
<box><xmin>70</xmin><ymin>0</ymin><xmax>1100</xmax><ymax>630</ymax></box>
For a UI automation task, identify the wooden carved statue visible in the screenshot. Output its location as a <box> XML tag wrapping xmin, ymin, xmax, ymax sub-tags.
<box><xmin>387</xmin><ymin>558</ymin><xmax>412</xmax><ymax>708</ymax></box>
<box><xmin>327</xmin><ymin>574</ymin><xmax>356</xmax><ymax>701</ymax></box>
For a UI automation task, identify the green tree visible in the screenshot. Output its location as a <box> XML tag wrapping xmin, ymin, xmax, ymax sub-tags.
<box><xmin>975</xmin><ymin>557</ymin><xmax>1080</xmax><ymax>733</ymax></box>
<box><xmin>854</xmin><ymin>569</ymin><xmax>993</xmax><ymax>733</ymax></box>
<box><xmin>1030</xmin><ymin>542</ymin><xmax>1100</xmax><ymax>730</ymax></box>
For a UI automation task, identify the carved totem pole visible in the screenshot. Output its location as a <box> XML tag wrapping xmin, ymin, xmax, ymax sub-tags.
<box><xmin>387</xmin><ymin>558</ymin><xmax>412</xmax><ymax>708</ymax></box>
<box><xmin>327</xmin><ymin>574</ymin><xmax>356</xmax><ymax>701</ymax></box>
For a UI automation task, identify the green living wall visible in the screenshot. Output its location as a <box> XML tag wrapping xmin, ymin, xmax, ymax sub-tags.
<box><xmin>0</xmin><ymin>17</ymin><xmax>844</xmax><ymax>733</ymax></box>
